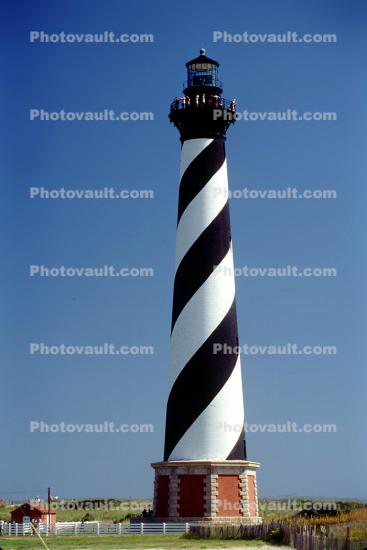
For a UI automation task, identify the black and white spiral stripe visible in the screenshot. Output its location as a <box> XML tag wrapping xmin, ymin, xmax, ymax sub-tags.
<box><xmin>164</xmin><ymin>137</ymin><xmax>246</xmax><ymax>462</ymax></box>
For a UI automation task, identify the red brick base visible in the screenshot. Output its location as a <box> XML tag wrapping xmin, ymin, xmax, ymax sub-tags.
<box><xmin>179</xmin><ymin>474</ymin><xmax>205</xmax><ymax>517</ymax></box>
<box><xmin>155</xmin><ymin>475</ymin><xmax>169</xmax><ymax>518</ymax></box>
<box><xmin>151</xmin><ymin>460</ymin><xmax>261</xmax><ymax>523</ymax></box>
<box><xmin>217</xmin><ymin>474</ymin><xmax>241</xmax><ymax>517</ymax></box>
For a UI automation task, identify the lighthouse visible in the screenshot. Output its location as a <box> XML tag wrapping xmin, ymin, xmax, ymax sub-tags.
<box><xmin>152</xmin><ymin>50</ymin><xmax>261</xmax><ymax>522</ymax></box>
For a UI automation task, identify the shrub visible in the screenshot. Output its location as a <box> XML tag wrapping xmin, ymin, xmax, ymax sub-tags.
<box><xmin>266</xmin><ymin>527</ymin><xmax>284</xmax><ymax>544</ymax></box>
<box><xmin>81</xmin><ymin>512</ymin><xmax>94</xmax><ymax>522</ymax></box>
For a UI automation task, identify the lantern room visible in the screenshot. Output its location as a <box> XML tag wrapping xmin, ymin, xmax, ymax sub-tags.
<box><xmin>184</xmin><ymin>48</ymin><xmax>223</xmax><ymax>94</ymax></box>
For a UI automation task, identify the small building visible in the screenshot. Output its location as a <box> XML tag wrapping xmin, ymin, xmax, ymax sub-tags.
<box><xmin>10</xmin><ymin>502</ymin><xmax>56</xmax><ymax>524</ymax></box>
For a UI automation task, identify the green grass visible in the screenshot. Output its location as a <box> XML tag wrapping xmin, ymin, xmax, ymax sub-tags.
<box><xmin>2</xmin><ymin>499</ymin><xmax>365</xmax><ymax>524</ymax></box>
<box><xmin>0</xmin><ymin>535</ymin><xmax>267</xmax><ymax>549</ymax></box>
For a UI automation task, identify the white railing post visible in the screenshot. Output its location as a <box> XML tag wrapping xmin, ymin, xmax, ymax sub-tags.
<box><xmin>15</xmin><ymin>522</ymin><xmax>18</xmax><ymax>536</ymax></box>
<box><xmin>163</xmin><ymin>522</ymin><xmax>166</xmax><ymax>535</ymax></box>
<box><xmin>186</xmin><ymin>522</ymin><xmax>189</xmax><ymax>533</ymax></box>
<box><xmin>118</xmin><ymin>523</ymin><xmax>122</xmax><ymax>535</ymax></box>
<box><xmin>8</xmin><ymin>523</ymin><xmax>11</xmax><ymax>535</ymax></box>
<box><xmin>140</xmin><ymin>522</ymin><xmax>144</xmax><ymax>534</ymax></box>
<box><xmin>74</xmin><ymin>523</ymin><xmax>78</xmax><ymax>535</ymax></box>
<box><xmin>97</xmin><ymin>522</ymin><xmax>100</xmax><ymax>536</ymax></box>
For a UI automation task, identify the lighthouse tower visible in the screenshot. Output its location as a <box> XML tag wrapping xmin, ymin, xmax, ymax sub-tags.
<box><xmin>152</xmin><ymin>50</ymin><xmax>261</xmax><ymax>523</ymax></box>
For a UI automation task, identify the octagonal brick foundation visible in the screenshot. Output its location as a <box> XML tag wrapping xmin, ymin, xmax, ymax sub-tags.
<box><xmin>151</xmin><ymin>460</ymin><xmax>261</xmax><ymax>523</ymax></box>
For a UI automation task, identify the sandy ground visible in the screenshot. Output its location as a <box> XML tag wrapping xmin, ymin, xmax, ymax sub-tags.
<box><xmin>218</xmin><ymin>548</ymin><xmax>289</xmax><ymax>550</ymax></box>
<box><xmin>148</xmin><ymin>547</ymin><xmax>290</xmax><ymax>550</ymax></box>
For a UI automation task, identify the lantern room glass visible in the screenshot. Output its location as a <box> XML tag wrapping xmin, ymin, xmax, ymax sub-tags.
<box><xmin>186</xmin><ymin>62</ymin><xmax>219</xmax><ymax>88</ymax></box>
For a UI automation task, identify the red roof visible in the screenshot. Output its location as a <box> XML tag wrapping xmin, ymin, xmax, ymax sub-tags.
<box><xmin>12</xmin><ymin>502</ymin><xmax>56</xmax><ymax>515</ymax></box>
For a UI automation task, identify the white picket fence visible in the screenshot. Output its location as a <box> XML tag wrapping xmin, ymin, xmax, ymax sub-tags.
<box><xmin>3</xmin><ymin>521</ymin><xmax>190</xmax><ymax>536</ymax></box>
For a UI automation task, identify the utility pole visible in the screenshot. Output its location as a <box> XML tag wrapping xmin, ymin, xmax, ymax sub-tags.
<box><xmin>47</xmin><ymin>487</ymin><xmax>51</xmax><ymax>527</ymax></box>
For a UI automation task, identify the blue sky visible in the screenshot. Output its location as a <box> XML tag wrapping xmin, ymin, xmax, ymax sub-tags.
<box><xmin>2</xmin><ymin>0</ymin><xmax>366</xmax><ymax>502</ymax></box>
